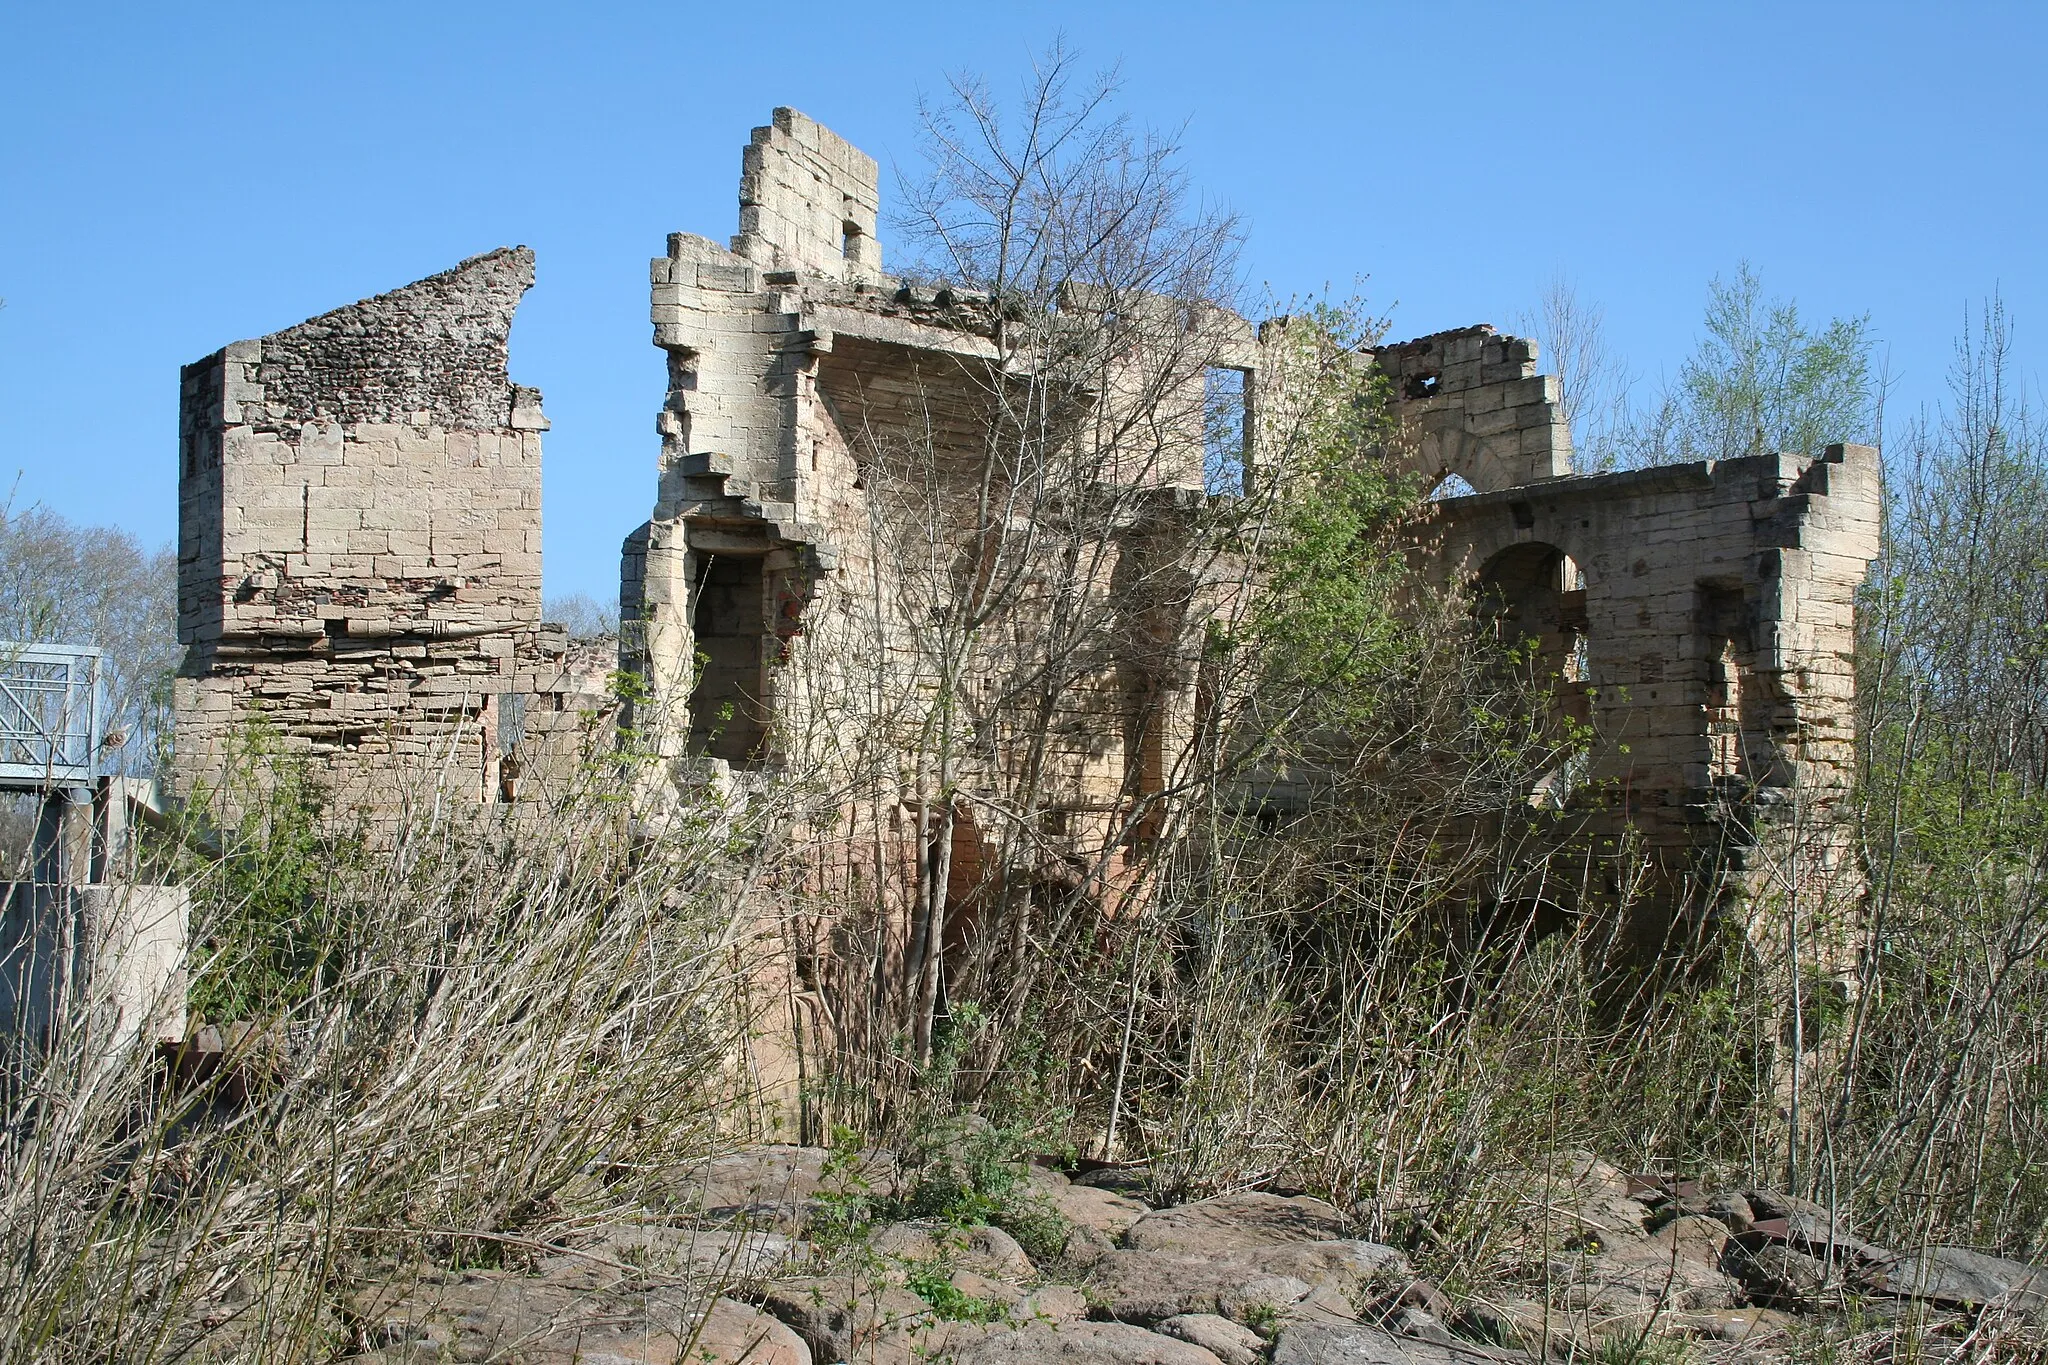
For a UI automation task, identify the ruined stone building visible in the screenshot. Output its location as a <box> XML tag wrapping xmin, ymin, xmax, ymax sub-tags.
<box><xmin>617</xmin><ymin>111</ymin><xmax>1230</xmax><ymax>919</ymax></box>
<box><xmin>172</xmin><ymin>108</ymin><xmax>1881</xmax><ymax>986</ymax></box>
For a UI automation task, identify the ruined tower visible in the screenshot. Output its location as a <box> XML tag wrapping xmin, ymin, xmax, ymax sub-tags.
<box><xmin>173</xmin><ymin>248</ymin><xmax>556</xmax><ymax>811</ymax></box>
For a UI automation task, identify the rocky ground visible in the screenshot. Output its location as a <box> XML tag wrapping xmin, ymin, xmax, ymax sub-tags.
<box><xmin>336</xmin><ymin>1144</ymin><xmax>2048</xmax><ymax>1363</ymax></box>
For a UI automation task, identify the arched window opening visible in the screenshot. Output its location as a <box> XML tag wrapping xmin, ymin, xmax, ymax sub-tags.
<box><xmin>1429</xmin><ymin>472</ymin><xmax>1480</xmax><ymax>501</ymax></box>
<box><xmin>1476</xmin><ymin>544</ymin><xmax>1584</xmax><ymax>679</ymax></box>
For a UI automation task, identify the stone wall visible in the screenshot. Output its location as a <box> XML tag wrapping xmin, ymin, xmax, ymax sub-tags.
<box><xmin>173</xmin><ymin>249</ymin><xmax>588</xmax><ymax>814</ymax></box>
<box><xmin>1418</xmin><ymin>442</ymin><xmax>1882</xmax><ymax>963</ymax></box>
<box><xmin>1374</xmin><ymin>325</ymin><xmax>1573</xmax><ymax>493</ymax></box>
<box><xmin>622</xmin><ymin>111</ymin><xmax>1211</xmax><ymax>831</ymax></box>
<box><xmin>160</xmin><ymin>106</ymin><xmax>1880</xmax><ymax>1011</ymax></box>
<box><xmin>620</xmin><ymin>112</ymin><xmax>1239</xmax><ymax>1121</ymax></box>
<box><xmin>734</xmin><ymin>107</ymin><xmax>884</xmax><ymax>285</ymax></box>
<box><xmin>622</xmin><ymin>111</ymin><xmax>1883</xmax><ymax>992</ymax></box>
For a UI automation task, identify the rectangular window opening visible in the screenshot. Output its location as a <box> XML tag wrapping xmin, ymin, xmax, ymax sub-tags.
<box><xmin>688</xmin><ymin>554</ymin><xmax>770</xmax><ymax>767</ymax></box>
<box><xmin>1203</xmin><ymin>366</ymin><xmax>1250</xmax><ymax>496</ymax></box>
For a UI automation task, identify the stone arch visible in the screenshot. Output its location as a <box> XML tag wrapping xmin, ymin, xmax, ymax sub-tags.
<box><xmin>1426</xmin><ymin>471</ymin><xmax>1480</xmax><ymax>501</ymax></box>
<box><xmin>1474</xmin><ymin>894</ymin><xmax>1578</xmax><ymax>955</ymax></box>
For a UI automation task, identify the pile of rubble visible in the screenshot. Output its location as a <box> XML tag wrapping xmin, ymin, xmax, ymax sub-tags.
<box><xmin>338</xmin><ymin>1145</ymin><xmax>2048</xmax><ymax>1364</ymax></box>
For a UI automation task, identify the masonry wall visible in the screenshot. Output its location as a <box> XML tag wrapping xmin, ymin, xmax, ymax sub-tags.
<box><xmin>1421</xmin><ymin>442</ymin><xmax>1883</xmax><ymax>960</ymax></box>
<box><xmin>733</xmin><ymin>107</ymin><xmax>884</xmax><ymax>284</ymax></box>
<box><xmin>622</xmin><ymin>113</ymin><xmax>1236</xmax><ymax>1126</ymax></box>
<box><xmin>624</xmin><ymin>111</ymin><xmax>1216</xmax><ymax>822</ymax></box>
<box><xmin>174</xmin><ymin>248</ymin><xmax>567</xmax><ymax>813</ymax></box>
<box><xmin>605</xmin><ymin>107</ymin><xmax>1891</xmax><ymax>1126</ymax></box>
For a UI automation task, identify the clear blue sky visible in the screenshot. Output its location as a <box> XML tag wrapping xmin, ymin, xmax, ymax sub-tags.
<box><xmin>3</xmin><ymin>3</ymin><xmax>2042</xmax><ymax>603</ymax></box>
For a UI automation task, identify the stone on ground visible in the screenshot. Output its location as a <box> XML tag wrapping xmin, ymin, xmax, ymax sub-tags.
<box><xmin>1157</xmin><ymin>1311</ymin><xmax>1270</xmax><ymax>1364</ymax></box>
<box><xmin>869</xmin><ymin>1219</ymin><xmax>1035</xmax><ymax>1280</ymax></box>
<box><xmin>671</xmin><ymin>1144</ymin><xmax>896</xmax><ymax>1231</ymax></box>
<box><xmin>1049</xmin><ymin>1181</ymin><xmax>1152</xmax><ymax>1238</ymax></box>
<box><xmin>1856</xmin><ymin>1245</ymin><xmax>2048</xmax><ymax>1317</ymax></box>
<box><xmin>1092</xmin><ymin>1240</ymin><xmax>1405</xmax><ymax>1327</ymax></box>
<box><xmin>536</xmin><ymin>1225</ymin><xmax>797</xmax><ymax>1290</ymax></box>
<box><xmin>1014</xmin><ymin>1283</ymin><xmax>1091</xmax><ymax>1324</ymax></box>
<box><xmin>693</xmin><ymin>1296</ymin><xmax>813</xmax><ymax>1364</ymax></box>
<box><xmin>952</xmin><ymin>1319</ymin><xmax>1231</xmax><ymax>1363</ymax></box>
<box><xmin>1273</xmin><ymin>1320</ymin><xmax>1530</xmax><ymax>1363</ymax></box>
<box><xmin>757</xmin><ymin>1276</ymin><xmax>930</xmax><ymax>1361</ymax></box>
<box><xmin>345</xmin><ymin>1268</ymin><xmax>738</xmax><ymax>1363</ymax></box>
<box><xmin>1124</xmin><ymin>1191</ymin><xmax>1349</xmax><ymax>1253</ymax></box>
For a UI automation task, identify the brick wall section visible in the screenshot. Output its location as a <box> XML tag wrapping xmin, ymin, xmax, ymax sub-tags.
<box><xmin>174</xmin><ymin>248</ymin><xmax>563</xmax><ymax>813</ymax></box>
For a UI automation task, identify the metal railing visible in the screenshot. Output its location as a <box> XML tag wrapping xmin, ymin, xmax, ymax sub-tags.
<box><xmin>0</xmin><ymin>642</ymin><xmax>104</xmax><ymax>791</ymax></box>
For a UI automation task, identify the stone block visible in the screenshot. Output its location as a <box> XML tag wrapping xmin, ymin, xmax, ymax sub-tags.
<box><xmin>698</xmin><ymin>262</ymin><xmax>759</xmax><ymax>293</ymax></box>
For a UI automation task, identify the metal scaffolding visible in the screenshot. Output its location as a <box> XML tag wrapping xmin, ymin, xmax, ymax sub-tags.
<box><xmin>0</xmin><ymin>642</ymin><xmax>104</xmax><ymax>793</ymax></box>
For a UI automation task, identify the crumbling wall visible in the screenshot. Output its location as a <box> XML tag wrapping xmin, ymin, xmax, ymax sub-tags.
<box><xmin>733</xmin><ymin>108</ymin><xmax>884</xmax><ymax>285</ymax></box>
<box><xmin>624</xmin><ymin>110</ymin><xmax>1883</xmax><ymax>951</ymax></box>
<box><xmin>173</xmin><ymin>248</ymin><xmax>571</xmax><ymax>813</ymax></box>
<box><xmin>1374</xmin><ymin>325</ymin><xmax>1573</xmax><ymax>492</ymax></box>
<box><xmin>623</xmin><ymin>110</ymin><xmax>1219</xmax><ymax>814</ymax></box>
<box><xmin>623</xmin><ymin>112</ymin><xmax>1237</xmax><ymax>1125</ymax></box>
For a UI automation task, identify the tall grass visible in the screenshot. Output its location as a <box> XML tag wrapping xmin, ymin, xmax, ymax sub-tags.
<box><xmin>0</xmin><ymin>741</ymin><xmax>771</xmax><ymax>1363</ymax></box>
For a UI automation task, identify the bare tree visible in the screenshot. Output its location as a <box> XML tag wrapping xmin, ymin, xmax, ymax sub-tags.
<box><xmin>542</xmin><ymin>591</ymin><xmax>620</xmax><ymax>640</ymax></box>
<box><xmin>781</xmin><ymin>49</ymin><xmax>1578</xmax><ymax>1169</ymax></box>
<box><xmin>1517</xmin><ymin>274</ymin><xmax>1632</xmax><ymax>470</ymax></box>
<box><xmin>0</xmin><ymin>499</ymin><xmax>176</xmax><ymax>775</ymax></box>
<box><xmin>767</xmin><ymin>42</ymin><xmax>1253</xmax><ymax>1094</ymax></box>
